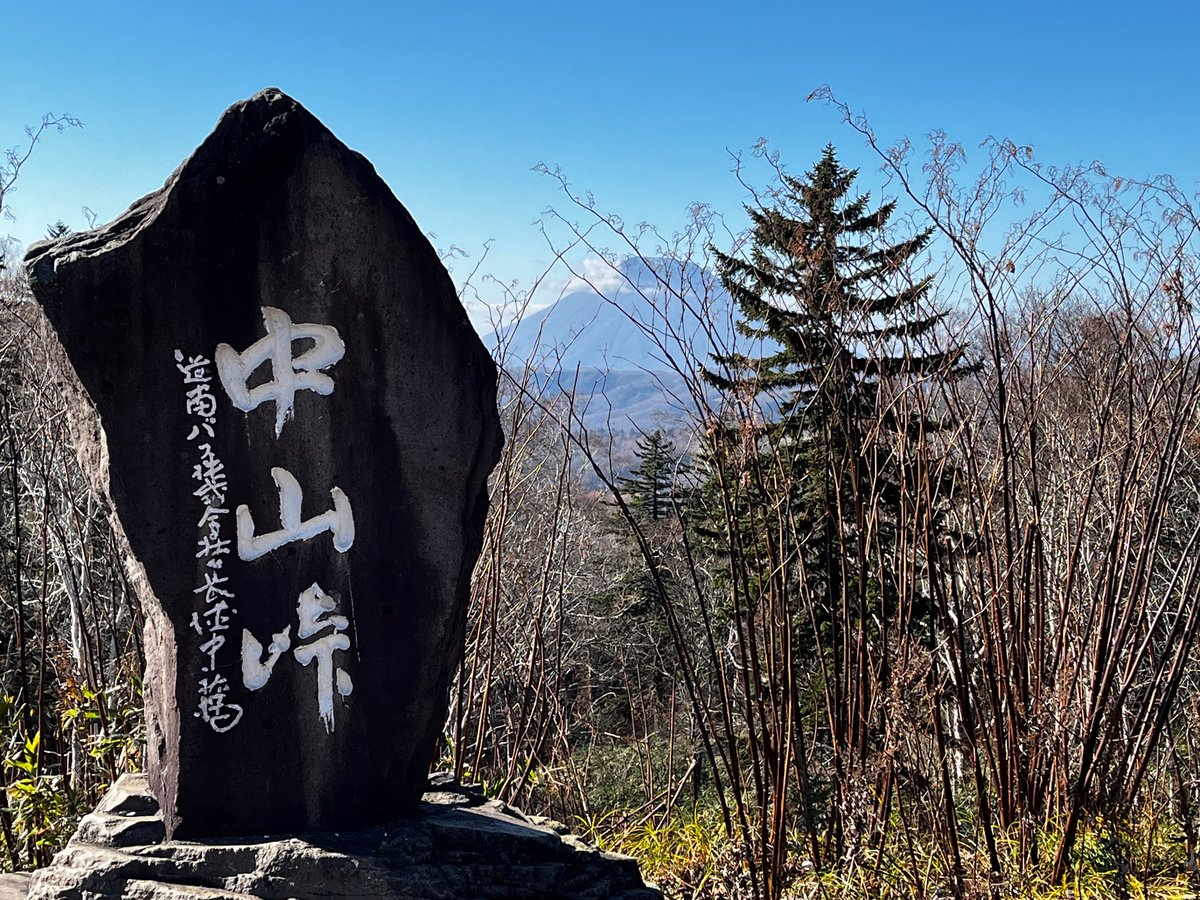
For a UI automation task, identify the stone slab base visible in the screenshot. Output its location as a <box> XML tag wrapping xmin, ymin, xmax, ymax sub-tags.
<box><xmin>24</xmin><ymin>774</ymin><xmax>661</xmax><ymax>900</ymax></box>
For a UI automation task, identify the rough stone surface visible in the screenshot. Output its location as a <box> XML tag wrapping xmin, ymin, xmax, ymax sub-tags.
<box><xmin>24</xmin><ymin>775</ymin><xmax>661</xmax><ymax>900</ymax></box>
<box><xmin>24</xmin><ymin>89</ymin><xmax>502</xmax><ymax>839</ymax></box>
<box><xmin>0</xmin><ymin>874</ymin><xmax>31</xmax><ymax>900</ymax></box>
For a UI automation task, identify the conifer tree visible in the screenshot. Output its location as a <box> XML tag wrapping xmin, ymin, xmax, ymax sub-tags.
<box><xmin>704</xmin><ymin>143</ymin><xmax>971</xmax><ymax>648</ymax></box>
<box><xmin>707</xmin><ymin>144</ymin><xmax>960</xmax><ymax>447</ymax></box>
<box><xmin>618</xmin><ymin>430</ymin><xmax>683</xmax><ymax>521</ymax></box>
<box><xmin>701</xmin><ymin>144</ymin><xmax>973</xmax><ymax>863</ymax></box>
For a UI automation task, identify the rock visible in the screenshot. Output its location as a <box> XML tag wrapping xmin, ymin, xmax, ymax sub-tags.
<box><xmin>25</xmin><ymin>774</ymin><xmax>662</xmax><ymax>900</ymax></box>
<box><xmin>24</xmin><ymin>89</ymin><xmax>502</xmax><ymax>839</ymax></box>
<box><xmin>72</xmin><ymin>773</ymin><xmax>165</xmax><ymax>848</ymax></box>
<box><xmin>0</xmin><ymin>874</ymin><xmax>31</xmax><ymax>900</ymax></box>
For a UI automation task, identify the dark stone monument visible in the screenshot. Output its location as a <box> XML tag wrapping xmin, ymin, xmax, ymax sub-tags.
<box><xmin>25</xmin><ymin>88</ymin><xmax>503</xmax><ymax>839</ymax></box>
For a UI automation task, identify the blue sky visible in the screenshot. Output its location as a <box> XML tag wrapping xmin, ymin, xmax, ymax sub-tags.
<box><xmin>5</xmin><ymin>1</ymin><xmax>1198</xmax><ymax>321</ymax></box>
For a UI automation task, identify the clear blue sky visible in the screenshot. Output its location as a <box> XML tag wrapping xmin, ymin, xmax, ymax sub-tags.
<box><xmin>5</xmin><ymin>1</ymin><xmax>1198</xmax><ymax>319</ymax></box>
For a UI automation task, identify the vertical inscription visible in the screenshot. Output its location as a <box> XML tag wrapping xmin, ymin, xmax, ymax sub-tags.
<box><xmin>207</xmin><ymin>306</ymin><xmax>359</xmax><ymax>733</ymax></box>
<box><xmin>175</xmin><ymin>351</ymin><xmax>242</xmax><ymax>734</ymax></box>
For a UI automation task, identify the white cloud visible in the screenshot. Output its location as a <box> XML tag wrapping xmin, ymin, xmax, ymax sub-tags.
<box><xmin>562</xmin><ymin>255</ymin><xmax>627</xmax><ymax>297</ymax></box>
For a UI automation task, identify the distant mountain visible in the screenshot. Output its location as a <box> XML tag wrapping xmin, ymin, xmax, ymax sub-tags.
<box><xmin>519</xmin><ymin>367</ymin><xmax>694</xmax><ymax>435</ymax></box>
<box><xmin>489</xmin><ymin>257</ymin><xmax>760</xmax><ymax>433</ymax></box>
<box><xmin>493</xmin><ymin>257</ymin><xmax>735</xmax><ymax>375</ymax></box>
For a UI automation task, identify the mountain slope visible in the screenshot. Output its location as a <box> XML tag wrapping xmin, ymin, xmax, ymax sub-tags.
<box><xmin>490</xmin><ymin>256</ymin><xmax>757</xmax><ymax>432</ymax></box>
<box><xmin>493</xmin><ymin>256</ymin><xmax>738</xmax><ymax>374</ymax></box>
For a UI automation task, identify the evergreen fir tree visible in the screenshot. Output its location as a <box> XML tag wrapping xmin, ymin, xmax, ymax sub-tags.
<box><xmin>618</xmin><ymin>430</ymin><xmax>684</xmax><ymax>521</ymax></box>
<box><xmin>696</xmin><ymin>146</ymin><xmax>975</xmax><ymax>851</ymax></box>
<box><xmin>707</xmin><ymin>144</ymin><xmax>961</xmax><ymax>443</ymax></box>
<box><xmin>704</xmin><ymin>144</ymin><xmax>971</xmax><ymax>630</ymax></box>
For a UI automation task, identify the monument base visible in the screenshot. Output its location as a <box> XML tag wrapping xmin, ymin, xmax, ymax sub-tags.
<box><xmin>25</xmin><ymin>774</ymin><xmax>661</xmax><ymax>900</ymax></box>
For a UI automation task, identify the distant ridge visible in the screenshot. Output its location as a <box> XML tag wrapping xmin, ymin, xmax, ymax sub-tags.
<box><xmin>488</xmin><ymin>256</ymin><xmax>755</xmax><ymax>432</ymax></box>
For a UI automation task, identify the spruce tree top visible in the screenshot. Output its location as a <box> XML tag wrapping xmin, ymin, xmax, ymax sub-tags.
<box><xmin>706</xmin><ymin>145</ymin><xmax>962</xmax><ymax>435</ymax></box>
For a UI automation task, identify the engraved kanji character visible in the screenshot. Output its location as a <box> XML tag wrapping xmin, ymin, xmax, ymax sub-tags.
<box><xmin>215</xmin><ymin>306</ymin><xmax>345</xmax><ymax>437</ymax></box>
<box><xmin>241</xmin><ymin>625</ymin><xmax>292</xmax><ymax>691</ymax></box>
<box><xmin>199</xmin><ymin>631</ymin><xmax>225</xmax><ymax>672</ymax></box>
<box><xmin>292</xmin><ymin>584</ymin><xmax>353</xmax><ymax>734</ymax></box>
<box><xmin>195</xmin><ymin>533</ymin><xmax>231</xmax><ymax>559</ymax></box>
<box><xmin>235</xmin><ymin>467</ymin><xmax>355</xmax><ymax>561</ymax></box>
<box><xmin>185</xmin><ymin>383</ymin><xmax>218</xmax><ymax>419</ymax></box>
<box><xmin>204</xmin><ymin>600</ymin><xmax>232</xmax><ymax>632</ymax></box>
<box><xmin>192</xmin><ymin>449</ymin><xmax>227</xmax><ymax>504</ymax></box>
<box><xmin>194</xmin><ymin>570</ymin><xmax>234</xmax><ymax>604</ymax></box>
<box><xmin>195</xmin><ymin>673</ymin><xmax>242</xmax><ymax>733</ymax></box>
<box><xmin>198</xmin><ymin>506</ymin><xmax>229</xmax><ymax>529</ymax></box>
<box><xmin>174</xmin><ymin>351</ymin><xmax>213</xmax><ymax>384</ymax></box>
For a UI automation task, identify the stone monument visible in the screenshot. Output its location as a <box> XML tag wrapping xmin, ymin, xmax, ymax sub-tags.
<box><xmin>20</xmin><ymin>87</ymin><xmax>660</xmax><ymax>900</ymax></box>
<box><xmin>25</xmin><ymin>88</ymin><xmax>502</xmax><ymax>839</ymax></box>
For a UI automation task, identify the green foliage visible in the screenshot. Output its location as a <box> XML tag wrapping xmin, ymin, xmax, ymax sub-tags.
<box><xmin>571</xmin><ymin>738</ymin><xmax>713</xmax><ymax>814</ymax></box>
<box><xmin>0</xmin><ymin>700</ymin><xmax>78</xmax><ymax>870</ymax></box>
<box><xmin>0</xmin><ymin>679</ymin><xmax>142</xmax><ymax>871</ymax></box>
<box><xmin>707</xmin><ymin>144</ymin><xmax>947</xmax><ymax>424</ymax></box>
<box><xmin>589</xmin><ymin>804</ymin><xmax>1200</xmax><ymax>899</ymax></box>
<box><xmin>705</xmin><ymin>145</ymin><xmax>968</xmax><ymax>610</ymax></box>
<box><xmin>59</xmin><ymin>679</ymin><xmax>144</xmax><ymax>780</ymax></box>
<box><xmin>619</xmin><ymin>430</ymin><xmax>686</xmax><ymax>522</ymax></box>
<box><xmin>581</xmin><ymin>807</ymin><xmax>735</xmax><ymax>899</ymax></box>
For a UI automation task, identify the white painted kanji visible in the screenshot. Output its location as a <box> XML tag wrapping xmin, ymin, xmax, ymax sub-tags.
<box><xmin>241</xmin><ymin>626</ymin><xmax>293</xmax><ymax>691</ymax></box>
<box><xmin>177</xmin><ymin>348</ymin><xmax>241</xmax><ymax>734</ymax></box>
<box><xmin>239</xmin><ymin>583</ymin><xmax>354</xmax><ymax>733</ymax></box>
<box><xmin>215</xmin><ymin>306</ymin><xmax>345</xmax><ymax>437</ymax></box>
<box><xmin>236</xmin><ymin>467</ymin><xmax>355</xmax><ymax>561</ymax></box>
